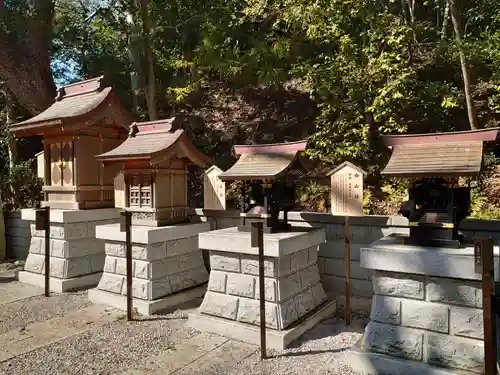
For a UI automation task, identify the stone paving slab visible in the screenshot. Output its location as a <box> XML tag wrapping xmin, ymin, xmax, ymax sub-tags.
<box><xmin>0</xmin><ymin>305</ymin><xmax>120</xmax><ymax>362</ymax></box>
<box><xmin>0</xmin><ymin>282</ymin><xmax>43</xmax><ymax>305</ymax></box>
<box><xmin>120</xmin><ymin>333</ymin><xmax>230</xmax><ymax>375</ymax></box>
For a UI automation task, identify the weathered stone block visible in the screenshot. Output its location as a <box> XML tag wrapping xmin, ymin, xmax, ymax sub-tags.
<box><xmin>293</xmin><ymin>288</ymin><xmax>316</xmax><ymax>317</ymax></box>
<box><xmin>166</xmin><ymin>236</ymin><xmax>198</xmax><ymax>256</ymax></box>
<box><xmin>255</xmin><ymin>278</ymin><xmax>277</xmax><ymax>302</ymax></box>
<box><xmin>104</xmin><ymin>257</ymin><xmax>117</xmax><ymax>273</ymax></box>
<box><xmin>278</xmin><ymin>254</ymin><xmax>292</xmax><ymax>276</ymax></box>
<box><xmin>373</xmin><ymin>271</ymin><xmax>424</xmax><ymax>299</ymax></box>
<box><xmin>210</xmin><ymin>252</ymin><xmax>240</xmax><ymax>272</ymax></box>
<box><xmin>29</xmin><ymin>237</ymin><xmax>45</xmax><ymax>254</ymax></box>
<box><xmin>115</xmin><ymin>258</ymin><xmax>127</xmax><ymax>276</ymax></box>
<box><xmin>201</xmin><ymin>291</ymin><xmax>239</xmax><ymax>320</ymax></box>
<box><xmin>237</xmin><ymin>298</ymin><xmax>279</xmax><ymax>329</ymax></box>
<box><xmin>65</xmin><ymin>222</ymin><xmax>88</xmax><ymax>240</ymax></box>
<box><xmin>50</xmin><ymin>225</ymin><xmax>65</xmax><ymax>239</ymax></box>
<box><xmin>370</xmin><ymin>295</ymin><xmax>401</xmax><ymax>325</ymax></box>
<box><xmin>425</xmin><ymin>332</ymin><xmax>484</xmax><ymax>373</ymax></box>
<box><xmin>310</xmin><ymin>283</ymin><xmax>327</xmax><ymax>306</ymax></box>
<box><xmin>150</xmin><ymin>277</ymin><xmax>172</xmax><ymax>299</ymax></box>
<box><xmin>105</xmin><ymin>242</ymin><xmax>125</xmax><ymax>257</ymax></box>
<box><xmin>66</xmin><ymin>257</ymin><xmax>91</xmax><ymax>278</ymax></box>
<box><xmin>324</xmin><ymin>258</ymin><xmax>370</xmax><ymax>280</ymax></box>
<box><xmin>291</xmin><ymin>248</ymin><xmax>309</xmax><ymax>271</ymax></box>
<box><xmin>300</xmin><ymin>265</ymin><xmax>321</xmax><ymax>289</ymax></box>
<box><xmin>68</xmin><ymin>238</ymin><xmax>102</xmax><ymax>258</ymax></box>
<box><xmin>227</xmin><ymin>273</ymin><xmax>255</xmax><ymax>298</ymax></box>
<box><xmin>363</xmin><ymin>321</ymin><xmax>423</xmax><ymax>361</ymax></box>
<box><xmin>51</xmin><ymin>239</ymin><xmax>67</xmax><ymax>258</ymax></box>
<box><xmin>207</xmin><ymin>270</ymin><xmax>227</xmax><ymax>293</ymax></box>
<box><xmin>170</xmin><ymin>267</ymin><xmax>208</xmax><ymax>293</ymax></box>
<box><xmin>177</xmin><ymin>251</ymin><xmax>204</xmax><ymax>271</ymax></box>
<box><xmin>98</xmin><ymin>273</ymin><xmax>125</xmax><ymax>294</ymax></box>
<box><xmin>50</xmin><ymin>257</ymin><xmax>67</xmax><ymax>278</ymax></box>
<box><xmin>241</xmin><ymin>255</ymin><xmax>276</xmax><ymax>277</ymax></box>
<box><xmin>278</xmin><ymin>271</ymin><xmax>301</xmax><ymax>301</ymax></box>
<box><xmin>401</xmin><ymin>300</ymin><xmax>449</xmax><ymax>333</ymax></box>
<box><xmin>308</xmin><ymin>246</ymin><xmax>318</xmax><ymax>264</ymax></box>
<box><xmin>89</xmin><ymin>253</ymin><xmax>105</xmax><ymax>273</ymax></box>
<box><xmin>279</xmin><ymin>297</ymin><xmax>299</xmax><ymax>328</ymax></box>
<box><xmin>450</xmin><ymin>306</ymin><xmax>483</xmax><ymax>339</ymax></box>
<box><xmin>24</xmin><ymin>254</ymin><xmax>45</xmax><ymax>274</ymax></box>
<box><xmin>150</xmin><ymin>257</ymin><xmax>178</xmax><ymax>279</ymax></box>
<box><xmin>133</xmin><ymin>260</ymin><xmax>150</xmax><ymax>279</ymax></box>
<box><xmin>130</xmin><ymin>278</ymin><xmax>150</xmax><ymax>300</ymax></box>
<box><xmin>317</xmin><ymin>257</ymin><xmax>325</xmax><ymax>274</ymax></box>
<box><xmin>426</xmin><ymin>277</ymin><xmax>482</xmax><ymax>308</ymax></box>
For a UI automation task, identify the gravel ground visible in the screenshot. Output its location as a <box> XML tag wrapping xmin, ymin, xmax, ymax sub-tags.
<box><xmin>0</xmin><ymin>289</ymin><xmax>91</xmax><ymax>334</ymax></box>
<box><xmin>0</xmin><ymin>298</ymin><xmax>369</xmax><ymax>375</ymax></box>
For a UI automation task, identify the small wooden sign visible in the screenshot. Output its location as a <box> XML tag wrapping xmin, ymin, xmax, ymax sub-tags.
<box><xmin>119</xmin><ymin>210</ymin><xmax>131</xmax><ymax>232</ymax></box>
<box><xmin>204</xmin><ymin>165</ymin><xmax>226</xmax><ymax>210</ymax></box>
<box><xmin>474</xmin><ymin>242</ymin><xmax>483</xmax><ymax>274</ymax></box>
<box><xmin>36</xmin><ymin>151</ymin><xmax>45</xmax><ymax>180</ymax></box>
<box><xmin>35</xmin><ymin>207</ymin><xmax>49</xmax><ymax>231</ymax></box>
<box><xmin>327</xmin><ymin>162</ymin><xmax>367</xmax><ymax>216</ymax></box>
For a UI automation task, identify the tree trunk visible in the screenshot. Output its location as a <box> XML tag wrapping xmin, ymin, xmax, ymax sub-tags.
<box><xmin>447</xmin><ymin>0</ymin><xmax>479</xmax><ymax>130</ymax></box>
<box><xmin>139</xmin><ymin>0</ymin><xmax>158</xmax><ymax>121</ymax></box>
<box><xmin>0</xmin><ymin>0</ymin><xmax>56</xmax><ymax>115</ymax></box>
<box><xmin>441</xmin><ymin>1</ymin><xmax>450</xmax><ymax>40</ymax></box>
<box><xmin>5</xmin><ymin>91</ymin><xmax>17</xmax><ymax>170</ymax></box>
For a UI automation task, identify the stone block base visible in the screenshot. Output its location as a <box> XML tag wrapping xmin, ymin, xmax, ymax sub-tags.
<box><xmin>348</xmin><ymin>340</ymin><xmax>483</xmax><ymax>375</ymax></box>
<box><xmin>188</xmin><ymin>299</ymin><xmax>337</xmax><ymax>351</ymax></box>
<box><xmin>88</xmin><ymin>284</ymin><xmax>206</xmax><ymax>315</ymax></box>
<box><xmin>94</xmin><ymin>222</ymin><xmax>210</xmax><ymax>306</ymax></box>
<box><xmin>18</xmin><ymin>270</ymin><xmax>102</xmax><ymax>293</ymax></box>
<box><xmin>20</xmin><ymin>208</ymin><xmax>120</xmax><ymax>291</ymax></box>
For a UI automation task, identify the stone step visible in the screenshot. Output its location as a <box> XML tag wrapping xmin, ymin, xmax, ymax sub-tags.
<box><xmin>0</xmin><ymin>304</ymin><xmax>121</xmax><ymax>362</ymax></box>
<box><xmin>0</xmin><ymin>281</ymin><xmax>43</xmax><ymax>305</ymax></box>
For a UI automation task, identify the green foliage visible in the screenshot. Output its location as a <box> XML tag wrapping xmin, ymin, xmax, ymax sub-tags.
<box><xmin>1</xmin><ymin>161</ymin><xmax>43</xmax><ymax>212</ymax></box>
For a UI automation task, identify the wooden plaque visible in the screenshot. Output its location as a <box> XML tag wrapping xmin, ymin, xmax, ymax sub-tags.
<box><xmin>204</xmin><ymin>166</ymin><xmax>226</xmax><ymax>210</ymax></box>
<box><xmin>328</xmin><ymin>162</ymin><xmax>366</xmax><ymax>216</ymax></box>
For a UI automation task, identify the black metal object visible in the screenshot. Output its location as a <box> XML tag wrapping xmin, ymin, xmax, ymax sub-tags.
<box><xmin>120</xmin><ymin>210</ymin><xmax>133</xmax><ymax>321</ymax></box>
<box><xmin>251</xmin><ymin>221</ymin><xmax>266</xmax><ymax>360</ymax></box>
<box><xmin>400</xmin><ymin>178</ymin><xmax>471</xmax><ymax>248</ymax></box>
<box><xmin>35</xmin><ymin>207</ymin><xmax>50</xmax><ymax>297</ymax></box>
<box><xmin>238</xmin><ymin>180</ymin><xmax>295</xmax><ymax>233</ymax></box>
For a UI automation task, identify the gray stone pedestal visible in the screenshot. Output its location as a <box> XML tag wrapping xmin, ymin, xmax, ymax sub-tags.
<box><xmin>88</xmin><ymin>222</ymin><xmax>210</xmax><ymax>315</ymax></box>
<box><xmin>348</xmin><ymin>235</ymin><xmax>498</xmax><ymax>375</ymax></box>
<box><xmin>18</xmin><ymin>208</ymin><xmax>120</xmax><ymax>292</ymax></box>
<box><xmin>187</xmin><ymin>226</ymin><xmax>337</xmax><ymax>350</ymax></box>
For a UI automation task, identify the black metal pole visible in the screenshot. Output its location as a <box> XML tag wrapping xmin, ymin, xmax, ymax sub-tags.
<box><xmin>251</xmin><ymin>221</ymin><xmax>266</xmax><ymax>360</ymax></box>
<box><xmin>345</xmin><ymin>216</ymin><xmax>351</xmax><ymax>326</ymax></box>
<box><xmin>120</xmin><ymin>210</ymin><xmax>133</xmax><ymax>321</ymax></box>
<box><xmin>44</xmin><ymin>207</ymin><xmax>50</xmax><ymax>297</ymax></box>
<box><xmin>475</xmin><ymin>237</ymin><xmax>497</xmax><ymax>375</ymax></box>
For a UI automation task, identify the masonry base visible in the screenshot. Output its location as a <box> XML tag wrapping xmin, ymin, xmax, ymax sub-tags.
<box><xmin>18</xmin><ymin>270</ymin><xmax>102</xmax><ymax>293</ymax></box>
<box><xmin>187</xmin><ymin>299</ymin><xmax>337</xmax><ymax>351</ymax></box>
<box><xmin>347</xmin><ymin>339</ymin><xmax>485</xmax><ymax>375</ymax></box>
<box><xmin>88</xmin><ymin>284</ymin><xmax>207</xmax><ymax>316</ymax></box>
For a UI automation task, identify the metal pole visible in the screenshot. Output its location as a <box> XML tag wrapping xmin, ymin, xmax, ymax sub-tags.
<box><xmin>120</xmin><ymin>210</ymin><xmax>133</xmax><ymax>321</ymax></box>
<box><xmin>251</xmin><ymin>221</ymin><xmax>266</xmax><ymax>360</ymax></box>
<box><xmin>44</xmin><ymin>207</ymin><xmax>50</xmax><ymax>297</ymax></box>
<box><xmin>345</xmin><ymin>216</ymin><xmax>351</xmax><ymax>325</ymax></box>
<box><xmin>475</xmin><ymin>237</ymin><xmax>496</xmax><ymax>375</ymax></box>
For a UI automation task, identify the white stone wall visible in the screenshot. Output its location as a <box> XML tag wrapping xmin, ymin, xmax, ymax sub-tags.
<box><xmin>200</xmin><ymin>245</ymin><xmax>327</xmax><ymax>330</ymax></box>
<box><xmin>23</xmin><ymin>218</ymin><xmax>117</xmax><ymax>279</ymax></box>
<box><xmin>97</xmin><ymin>235</ymin><xmax>209</xmax><ymax>300</ymax></box>
<box><xmin>363</xmin><ymin>270</ymin><xmax>484</xmax><ymax>374</ymax></box>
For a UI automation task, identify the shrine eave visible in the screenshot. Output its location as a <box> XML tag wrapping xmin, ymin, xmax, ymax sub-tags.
<box><xmin>233</xmin><ymin>140</ymin><xmax>308</xmax><ymax>155</ymax></box>
<box><xmin>381</xmin><ymin>141</ymin><xmax>483</xmax><ymax>178</ymax></box>
<box><xmin>382</xmin><ymin>127</ymin><xmax>499</xmax><ymax>146</ymax></box>
<box><xmin>10</xmin><ymin>79</ymin><xmax>133</xmax><ymax>137</ymax></box>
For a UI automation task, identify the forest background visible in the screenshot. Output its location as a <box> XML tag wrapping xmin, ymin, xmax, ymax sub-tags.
<box><xmin>0</xmin><ymin>0</ymin><xmax>500</xmax><ymax>218</ymax></box>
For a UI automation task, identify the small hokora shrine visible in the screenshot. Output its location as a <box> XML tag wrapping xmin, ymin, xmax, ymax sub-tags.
<box><xmin>88</xmin><ymin>118</ymin><xmax>213</xmax><ymax>315</ymax></box>
<box><xmin>350</xmin><ymin>128</ymin><xmax>500</xmax><ymax>375</ymax></box>
<box><xmin>10</xmin><ymin>76</ymin><xmax>133</xmax><ymax>292</ymax></box>
<box><xmin>188</xmin><ymin>140</ymin><xmax>337</xmax><ymax>350</ymax></box>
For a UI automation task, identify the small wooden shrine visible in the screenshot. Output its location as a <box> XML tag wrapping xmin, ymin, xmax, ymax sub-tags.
<box><xmin>218</xmin><ymin>140</ymin><xmax>309</xmax><ymax>233</ymax></box>
<box><xmin>96</xmin><ymin>118</ymin><xmax>212</xmax><ymax>226</ymax></box>
<box><xmin>381</xmin><ymin>127</ymin><xmax>499</xmax><ymax>248</ymax></box>
<box><xmin>10</xmin><ymin>76</ymin><xmax>132</xmax><ymax>210</ymax></box>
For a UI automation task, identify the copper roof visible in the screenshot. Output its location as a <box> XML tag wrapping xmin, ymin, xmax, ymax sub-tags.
<box><xmin>96</xmin><ymin>118</ymin><xmax>212</xmax><ymax>168</ymax></box>
<box><xmin>10</xmin><ymin>76</ymin><xmax>133</xmax><ymax>136</ymax></box>
<box><xmin>382</xmin><ymin>127</ymin><xmax>499</xmax><ymax>146</ymax></box>
<box><xmin>219</xmin><ymin>140</ymin><xmax>308</xmax><ymax>181</ymax></box>
<box><xmin>381</xmin><ymin>141</ymin><xmax>484</xmax><ymax>177</ymax></box>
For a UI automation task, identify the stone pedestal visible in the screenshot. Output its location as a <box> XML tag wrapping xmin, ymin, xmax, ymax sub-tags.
<box><xmin>18</xmin><ymin>208</ymin><xmax>120</xmax><ymax>292</ymax></box>
<box><xmin>188</xmin><ymin>226</ymin><xmax>337</xmax><ymax>350</ymax></box>
<box><xmin>348</xmin><ymin>235</ymin><xmax>497</xmax><ymax>375</ymax></box>
<box><xmin>88</xmin><ymin>222</ymin><xmax>210</xmax><ymax>315</ymax></box>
